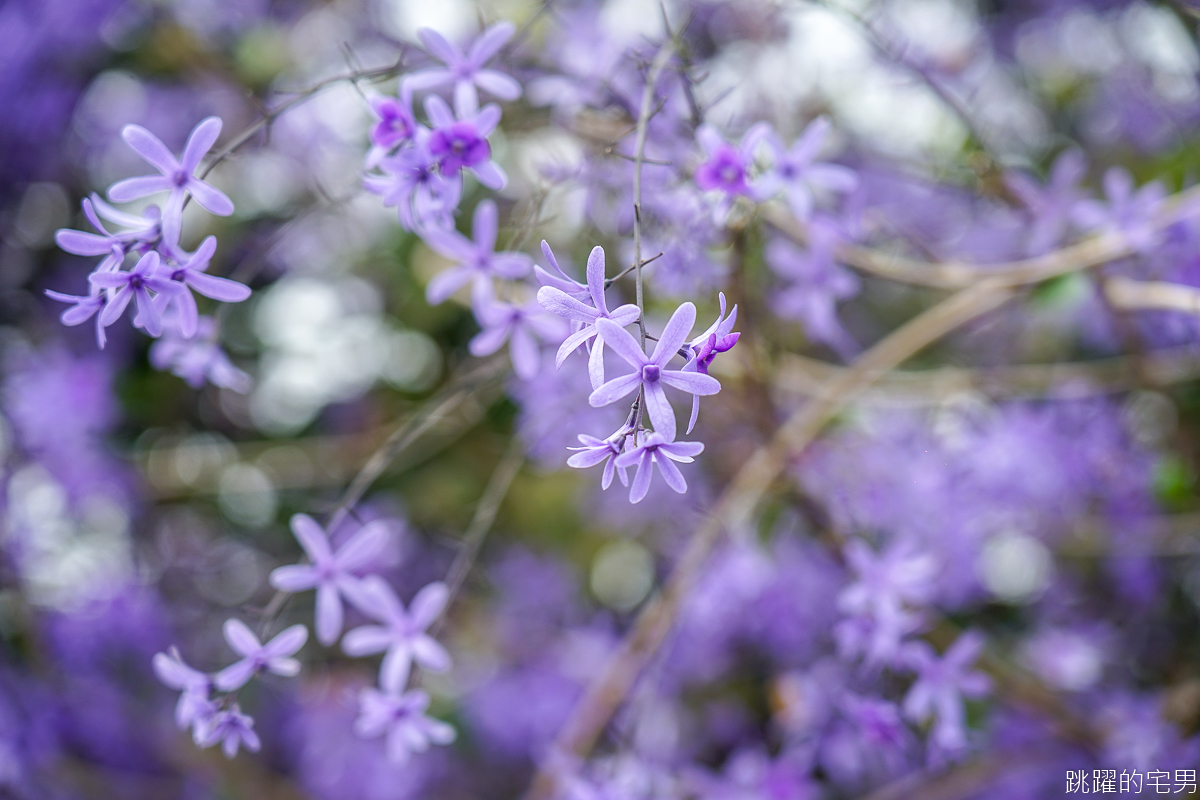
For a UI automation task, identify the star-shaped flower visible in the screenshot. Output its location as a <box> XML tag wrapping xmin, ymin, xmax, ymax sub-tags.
<box><xmin>424</xmin><ymin>95</ymin><xmax>507</xmax><ymax>189</ymax></box>
<box><xmin>421</xmin><ymin>200</ymin><xmax>531</xmax><ymax>304</ymax></box>
<box><xmin>213</xmin><ymin>619</ymin><xmax>308</xmax><ymax>691</ymax></box>
<box><xmin>614</xmin><ymin>432</ymin><xmax>705</xmax><ymax>503</ymax></box>
<box><xmin>157</xmin><ymin>235</ymin><xmax>251</xmax><ymax>338</ymax></box>
<box><xmin>268</xmin><ymin>513</ymin><xmax>391</xmax><ymax>645</ymax></box>
<box><xmin>404</xmin><ymin>23</ymin><xmax>521</xmax><ymax>114</ymax></box>
<box><xmin>567</xmin><ymin>427</ymin><xmax>631</xmax><ymax>490</ymax></box>
<box><xmin>88</xmin><ymin>250</ymin><xmax>186</xmax><ymax>337</ymax></box>
<box><xmin>107</xmin><ymin>116</ymin><xmax>235</xmax><ymax>244</ymax></box>
<box><xmin>343</xmin><ymin>577</ymin><xmax>452</xmax><ymax>692</ymax></box>
<box><xmin>590</xmin><ymin>302</ymin><xmax>721</xmax><ymax>441</ymax></box>
<box><xmin>355</xmin><ymin>687</ymin><xmax>457</xmax><ymax>765</ymax></box>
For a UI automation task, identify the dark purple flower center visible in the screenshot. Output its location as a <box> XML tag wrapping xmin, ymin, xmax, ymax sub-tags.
<box><xmin>130</xmin><ymin>274</ymin><xmax>145</xmax><ymax>289</ymax></box>
<box><xmin>641</xmin><ymin>364</ymin><xmax>661</xmax><ymax>383</ymax></box>
<box><xmin>429</xmin><ymin>123</ymin><xmax>489</xmax><ymax>172</ymax></box>
<box><xmin>173</xmin><ymin>170</ymin><xmax>190</xmax><ymax>187</ymax></box>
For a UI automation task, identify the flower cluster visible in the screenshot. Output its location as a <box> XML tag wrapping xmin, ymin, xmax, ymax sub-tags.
<box><xmin>47</xmin><ymin>117</ymin><xmax>250</xmax><ymax>390</ymax></box>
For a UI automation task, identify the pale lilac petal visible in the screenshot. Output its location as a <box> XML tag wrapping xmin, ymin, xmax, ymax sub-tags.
<box><xmin>469</xmin><ymin>322</ymin><xmax>511</xmax><ymax>357</ymax></box>
<box><xmin>661</xmin><ymin>440</ymin><xmax>704</xmax><ymax>460</ymax></box>
<box><xmin>629</xmin><ymin>452</ymin><xmax>653</xmax><ymax>503</ymax></box>
<box><xmin>588</xmin><ymin>372</ymin><xmax>642</xmax><ymax>407</ymax></box>
<box><xmin>187</xmin><ymin>179</ymin><xmax>235</xmax><ymax>216</ymax></box>
<box><xmin>643</xmin><ymin>382</ymin><xmax>676</xmax><ymax>441</ymax></box>
<box><xmin>266</xmin><ymin>656</ymin><xmax>301</xmax><ymax>677</ymax></box>
<box><xmin>807</xmin><ymin>163</ymin><xmax>858</xmax><ymax>192</ymax></box>
<box><xmin>347</xmin><ymin>575</ymin><xmax>405</xmax><ymax>623</ymax></box>
<box><xmin>601</xmin><ymin>456</ymin><xmax>616</xmax><ymax>489</ymax></box>
<box><xmin>474</xmin><ymin>104</ymin><xmax>502</xmax><ymax>136</ymax></box>
<box><xmin>454</xmin><ymin>80</ymin><xmax>479</xmax><ymax>118</ymax></box>
<box><xmin>316</xmin><ymin>585</ymin><xmax>343</xmax><ymax>645</ymax></box>
<box><xmin>556</xmin><ymin>326</ymin><xmax>596</xmax><ymax>367</ymax></box>
<box><xmin>99</xmin><ymin>285</ymin><xmax>133</xmax><ymax>327</ymax></box>
<box><xmin>467</xmin><ymin>22</ymin><xmax>514</xmax><ymax>66</ymax></box>
<box><xmin>473</xmin><ymin>199</ymin><xmax>498</xmax><ymax>252</ymax></box>
<box><xmin>264</xmin><ymin>624</ymin><xmax>308</xmax><ymax>658</ymax></box>
<box><xmin>792</xmin><ymin>116</ymin><xmax>831</xmax><ymax>164</ymax></box>
<box><xmin>650</xmin><ymin>302</ymin><xmax>696</xmax><ymax>366</ymax></box>
<box><xmin>510</xmin><ymin>325</ymin><xmax>540</xmax><ymax>379</ymax></box>
<box><xmin>608</xmin><ymin>304</ymin><xmax>641</xmax><ymax>327</ymax></box>
<box><xmin>269</xmin><ymin>564</ymin><xmax>320</xmax><ymax>592</ymax></box>
<box><xmin>659</xmin><ymin>370</ymin><xmax>721</xmax><ymax>395</ymax></box>
<box><xmin>422</xmin><ymin>225</ymin><xmax>477</xmax><ymax>262</ymax></box>
<box><xmin>470</xmin><ymin>160</ymin><xmax>507</xmax><ymax>190</ymax></box>
<box><xmin>424</xmin><ymin>94</ymin><xmax>456</xmax><ymax>128</ymax></box>
<box><xmin>181</xmin><ymin>117</ymin><xmax>223</xmax><ymax>173</ymax></box>
<box><xmin>403</xmin><ymin>69</ymin><xmax>455</xmax><ymax>93</ymax></box>
<box><xmin>122</xmin><ymin>124</ymin><xmax>179</xmax><ymax>175</ymax></box>
<box><xmin>588</xmin><ymin>337</ymin><xmax>606</xmax><ymax>389</ymax></box>
<box><xmin>213</xmin><ymin>660</ymin><xmax>256</xmax><ymax>692</ymax></box>
<box><xmin>491</xmin><ymin>253</ymin><xmax>532</xmax><ymax>278</ymax></box>
<box><xmin>567</xmin><ymin>447</ymin><xmax>614</xmax><ymax>469</ymax></box>
<box><xmin>413</xmin><ymin>635</ymin><xmax>452</xmax><ymax>672</ymax></box>
<box><xmin>538</xmin><ymin>286</ymin><xmax>600</xmax><ymax>322</ymax></box>
<box><xmin>594</xmin><ymin>318</ymin><xmax>647</xmax><ymax>368</ymax></box>
<box><xmin>687</xmin><ymin>393</ymin><xmax>700</xmax><ymax>434</ymax></box>
<box><xmin>133</xmin><ymin>286</ymin><xmax>163</xmax><ymax>336</ymax></box>
<box><xmin>173</xmin><ymin>289</ymin><xmax>199</xmax><ymax>338</ymax></box>
<box><xmin>654</xmin><ymin>452</ymin><xmax>688</xmax><ymax>493</ymax></box>
<box><xmin>55</xmin><ymin>230</ymin><xmax>114</xmax><ymax>256</ymax></box>
<box><xmin>409</xmin><ymin>581</ymin><xmax>450</xmax><ymax>630</ymax></box>
<box><xmin>419</xmin><ymin>28</ymin><xmax>463</xmax><ymax>66</ymax></box>
<box><xmin>426</xmin><ymin>265</ymin><xmax>473</xmax><ymax>304</ymax></box>
<box><xmin>473</xmin><ymin>70</ymin><xmax>521</xmax><ymax>100</ymax></box>
<box><xmin>185</xmin><ymin>271</ymin><xmax>251</xmax><ymax>303</ymax></box>
<box><xmin>380</xmin><ymin>644</ymin><xmax>414</xmax><ymax>692</ymax></box>
<box><xmin>342</xmin><ymin>625</ymin><xmax>394</xmax><ymax>656</ymax></box>
<box><xmin>152</xmin><ymin>652</ymin><xmax>203</xmax><ymax>689</ymax></box>
<box><xmin>334</xmin><ymin>520</ymin><xmax>391</xmax><ymax>573</ymax></box>
<box><xmin>108</xmin><ymin>175</ymin><xmax>172</xmax><ymax>202</ymax></box>
<box><xmin>223</xmin><ymin>618</ymin><xmax>262</xmax><ymax>656</ymax></box>
<box><xmin>290</xmin><ymin>514</ymin><xmax>333</xmax><ymax>564</ymax></box>
<box><xmin>585</xmin><ymin>246</ymin><xmax>607</xmax><ymax>312</ymax></box>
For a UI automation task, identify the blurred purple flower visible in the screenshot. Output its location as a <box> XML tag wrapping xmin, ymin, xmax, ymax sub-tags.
<box><xmin>343</xmin><ymin>577</ymin><xmax>451</xmax><ymax>692</ymax></box>
<box><xmin>425</xmin><ymin>94</ymin><xmax>507</xmax><ymax>189</ymax></box>
<box><xmin>405</xmin><ymin>23</ymin><xmax>521</xmax><ymax>114</ymax></box>
<box><xmin>269</xmin><ymin>513</ymin><xmax>391</xmax><ymax>646</ymax></box>
<box><xmin>1071</xmin><ymin>167</ymin><xmax>1167</xmax><ymax>254</ymax></box>
<box><xmin>355</xmin><ymin>687</ymin><xmax>456</xmax><ymax>765</ymax></box>
<box><xmin>157</xmin><ymin>235</ymin><xmax>251</xmax><ymax>337</ymax></box>
<box><xmin>421</xmin><ymin>199</ymin><xmax>531</xmax><ymax>304</ymax></box>
<box><xmin>1005</xmin><ymin>149</ymin><xmax>1088</xmax><ymax>254</ymax></box>
<box><xmin>470</xmin><ymin>281</ymin><xmax>566</xmax><ymax>380</ymax></box>
<box><xmin>88</xmin><ymin>250</ymin><xmax>186</xmax><ymax>338</ymax></box>
<box><xmin>694</xmin><ymin>122</ymin><xmax>774</xmax><ymax>222</ymax></box>
<box><xmin>213</xmin><ymin>619</ymin><xmax>308</xmax><ymax>691</ymax></box>
<box><xmin>149</xmin><ymin>315</ymin><xmax>251</xmax><ymax>391</ymax></box>
<box><xmin>366</xmin><ymin>133</ymin><xmax>463</xmax><ymax>231</ymax></box>
<box><xmin>152</xmin><ymin>647</ymin><xmax>215</xmax><ymax>731</ymax></box>
<box><xmin>763</xmin><ymin>116</ymin><xmax>857</xmax><ymax>221</ymax></box>
<box><xmin>902</xmin><ymin>632</ymin><xmax>992</xmax><ymax>753</ymax></box>
<box><xmin>195</xmin><ymin>704</ymin><xmax>261</xmax><ymax>758</ymax></box>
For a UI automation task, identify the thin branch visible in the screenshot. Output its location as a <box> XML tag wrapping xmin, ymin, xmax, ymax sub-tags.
<box><xmin>605</xmin><ymin>252</ymin><xmax>663</xmax><ymax>288</ymax></box>
<box><xmin>524</xmin><ymin>280</ymin><xmax>1016</xmax><ymax>800</ymax></box>
<box><xmin>1104</xmin><ymin>277</ymin><xmax>1200</xmax><ymax>314</ymax></box>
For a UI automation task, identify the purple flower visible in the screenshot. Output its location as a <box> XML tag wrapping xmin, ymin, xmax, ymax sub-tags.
<box><xmin>366</xmin><ymin>134</ymin><xmax>463</xmax><ymax>231</ymax></box>
<box><xmin>53</xmin><ymin>197</ymin><xmax>126</xmax><ymax>273</ymax></box>
<box><xmin>613</xmin><ymin>432</ymin><xmax>705</xmax><ymax>503</ymax></box>
<box><xmin>763</xmin><ymin>116</ymin><xmax>858</xmax><ymax>221</ymax></box>
<box><xmin>766</xmin><ymin>226</ymin><xmax>860</xmax><ymax>360</ymax></box>
<box><xmin>694</xmin><ymin>122</ymin><xmax>774</xmax><ymax>222</ymax></box>
<box><xmin>835</xmin><ymin>599</ymin><xmax>925</xmax><ymax>669</ymax></box>
<box><xmin>405</xmin><ymin>22</ymin><xmax>521</xmax><ymax>114</ymax></box>
<box><xmin>355</xmin><ymin>687</ymin><xmax>457</xmax><ymax>765</ymax></box>
<box><xmin>106</xmin><ymin>116</ymin><xmax>235</xmax><ymax>244</ymax></box>
<box><xmin>903</xmin><ymin>632</ymin><xmax>992</xmax><ymax>752</ymax></box>
<box><xmin>537</xmin><ymin>245</ymin><xmax>641</xmax><ymax>388</ymax></box>
<box><xmin>44</xmin><ymin>288</ymin><xmax>107</xmax><ymax>349</ymax></box>
<box><xmin>88</xmin><ymin>193</ymin><xmax>163</xmax><ymax>243</ymax></box>
<box><xmin>421</xmin><ymin>200</ymin><xmax>531</xmax><ymax>304</ymax></box>
<box><xmin>1071</xmin><ymin>167</ymin><xmax>1167</xmax><ymax>254</ymax></box>
<box><xmin>424</xmin><ymin>94</ymin><xmax>507</xmax><ymax>189</ymax></box>
<box><xmin>590</xmin><ymin>302</ymin><xmax>722</xmax><ymax>441</ymax></box>
<box><xmin>682</xmin><ymin>292</ymin><xmax>740</xmax><ymax>433</ymax></box>
<box><xmin>367</xmin><ymin>88</ymin><xmax>418</xmax><ymax>165</ymax></box>
<box><xmin>213</xmin><ymin>619</ymin><xmax>308</xmax><ymax>691</ymax></box>
<box><xmin>838</xmin><ymin>539</ymin><xmax>937</xmax><ymax>618</ymax></box>
<box><xmin>1005</xmin><ymin>149</ymin><xmax>1088</xmax><ymax>254</ymax></box>
<box><xmin>567</xmin><ymin>428</ymin><xmax>631</xmax><ymax>490</ymax></box>
<box><xmin>151</xmin><ymin>647</ymin><xmax>214</xmax><ymax>731</ymax></box>
<box><xmin>269</xmin><ymin>513</ymin><xmax>391</xmax><ymax>646</ymax></box>
<box><xmin>148</xmin><ymin>315</ymin><xmax>251</xmax><ymax>391</ymax></box>
<box><xmin>343</xmin><ymin>578</ymin><xmax>452</xmax><ymax>692</ymax></box>
<box><xmin>88</xmin><ymin>250</ymin><xmax>186</xmax><ymax>338</ymax></box>
<box><xmin>157</xmin><ymin>235</ymin><xmax>251</xmax><ymax>337</ymax></box>
<box><xmin>470</xmin><ymin>282</ymin><xmax>566</xmax><ymax>381</ymax></box>
<box><xmin>195</xmin><ymin>704</ymin><xmax>261</xmax><ymax>758</ymax></box>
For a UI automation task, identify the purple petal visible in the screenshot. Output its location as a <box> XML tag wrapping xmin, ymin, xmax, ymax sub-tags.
<box><xmin>661</xmin><ymin>440</ymin><xmax>704</xmax><ymax>460</ymax></box>
<box><xmin>264</xmin><ymin>624</ymin><xmax>308</xmax><ymax>657</ymax></box>
<box><xmin>266</xmin><ymin>656</ymin><xmax>301</xmax><ymax>677</ymax></box>
<box><xmin>213</xmin><ymin>660</ymin><xmax>256</xmax><ymax>692</ymax></box>
<box><xmin>122</xmin><ymin>124</ymin><xmax>179</xmax><ymax>175</ymax></box>
<box><xmin>629</xmin><ymin>452</ymin><xmax>653</xmax><ymax>503</ymax></box>
<box><xmin>473</xmin><ymin>199</ymin><xmax>498</xmax><ymax>252</ymax></box>
<box><xmin>380</xmin><ymin>644</ymin><xmax>414</xmax><ymax>693</ymax></box>
<box><xmin>568</xmin><ymin>447</ymin><xmax>613</xmax><ymax>469</ymax></box>
<box><xmin>538</xmin><ymin>286</ymin><xmax>600</xmax><ymax>322</ymax></box>
<box><xmin>223</xmin><ymin>619</ymin><xmax>262</xmax><ymax>657</ymax></box>
<box><xmin>588</xmin><ymin>337</ymin><xmax>606</xmax><ymax>389</ymax></box>
<box><xmin>454</xmin><ymin>80</ymin><xmax>479</xmax><ymax>118</ymax></box>
<box><xmin>55</xmin><ymin>229</ymin><xmax>114</xmax><ymax>256</ymax></box>
<box><xmin>187</xmin><ymin>179</ymin><xmax>235</xmax><ymax>216</ymax></box>
<box><xmin>290</xmin><ymin>514</ymin><xmax>333</xmax><ymax>564</ymax></box>
<box><xmin>418</xmin><ymin>28</ymin><xmax>463</xmax><ymax>66</ymax></box>
<box><xmin>659</xmin><ymin>370</ymin><xmax>721</xmax><ymax>395</ymax></box>
<box><xmin>173</xmin><ymin>289</ymin><xmax>199</xmax><ymax>338</ymax></box>
<box><xmin>470</xmin><ymin>160</ymin><xmax>507</xmax><ymax>190</ymax></box>
<box><xmin>134</xmin><ymin>286</ymin><xmax>163</xmax><ymax>336</ymax></box>
<box><xmin>467</xmin><ymin>21</ymin><xmax>514</xmax><ymax>66</ymax></box>
<box><xmin>316</xmin><ymin>585</ymin><xmax>343</xmax><ymax>646</ymax></box>
<box><xmin>556</xmin><ymin>326</ymin><xmax>596</xmax><ymax>367</ymax></box>
<box><xmin>269</xmin><ymin>564</ymin><xmax>319</xmax><ymax>592</ymax></box>
<box><xmin>181</xmin><ymin>116</ymin><xmax>223</xmax><ymax>173</ymax></box>
<box><xmin>403</xmin><ymin>69</ymin><xmax>455</xmax><ymax>93</ymax></box>
<box><xmin>185</xmin><ymin>271</ymin><xmax>251</xmax><ymax>303</ymax></box>
<box><xmin>469</xmin><ymin>322</ymin><xmax>511</xmax><ymax>357</ymax></box>
<box><xmin>655</xmin><ymin>452</ymin><xmax>688</xmax><ymax>493</ymax></box>
<box><xmin>348</xmin><ymin>575</ymin><xmax>404</xmax><ymax>623</ymax></box>
<box><xmin>594</xmin><ymin>318</ymin><xmax>647</xmax><ymax>368</ymax></box>
<box><xmin>99</xmin><ymin>285</ymin><xmax>133</xmax><ymax>327</ymax></box>
<box><xmin>342</xmin><ymin>625</ymin><xmax>393</xmax><ymax>656</ymax></box>
<box><xmin>426</xmin><ymin>265</ymin><xmax>473</xmax><ymax>305</ymax></box>
<box><xmin>424</xmin><ymin>94</ymin><xmax>456</xmax><ymax>129</ymax></box>
<box><xmin>588</xmin><ymin>372</ymin><xmax>642</xmax><ymax>407</ymax></box>
<box><xmin>687</xmin><ymin>393</ymin><xmax>700</xmax><ymax>434</ymax></box>
<box><xmin>509</xmin><ymin>325</ymin><xmax>540</xmax><ymax>379</ymax></box>
<box><xmin>107</xmin><ymin>175</ymin><xmax>172</xmax><ymax>202</ymax></box>
<box><xmin>643</xmin><ymin>382</ymin><xmax>676</xmax><ymax>441</ymax></box>
<box><xmin>585</xmin><ymin>246</ymin><xmax>607</xmax><ymax>312</ymax></box>
<box><xmin>413</xmin><ymin>635</ymin><xmax>451</xmax><ymax>671</ymax></box>
<box><xmin>334</xmin><ymin>520</ymin><xmax>391</xmax><ymax>573</ymax></box>
<box><xmin>650</xmin><ymin>302</ymin><xmax>696</xmax><ymax>366</ymax></box>
<box><xmin>490</xmin><ymin>253</ymin><xmax>532</xmax><ymax>278</ymax></box>
<box><xmin>410</xmin><ymin>581</ymin><xmax>450</xmax><ymax>630</ymax></box>
<box><xmin>474</xmin><ymin>70</ymin><xmax>522</xmax><ymax>100</ymax></box>
<box><xmin>474</xmin><ymin>104</ymin><xmax>502</xmax><ymax>137</ymax></box>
